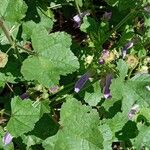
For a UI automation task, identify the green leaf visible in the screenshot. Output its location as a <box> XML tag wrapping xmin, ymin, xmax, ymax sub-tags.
<box><xmin>27</xmin><ymin>113</ymin><xmax>59</xmax><ymax>140</ymax></box>
<box><xmin>98</xmin><ymin>124</ymin><xmax>112</xmax><ymax>150</ymax></box>
<box><xmin>22</xmin><ymin>21</ymin><xmax>37</xmax><ymax>40</ymax></box>
<box><xmin>21</xmin><ymin>26</ymin><xmax>79</xmax><ymax>87</ymax></box>
<box><xmin>80</xmin><ymin>16</ymin><xmax>108</xmax><ymax>48</ymax></box>
<box><xmin>110</xmin><ymin>78</ymin><xmax>124</xmax><ymax>100</ymax></box>
<box><xmin>6</xmin><ymin>97</ymin><xmax>40</xmax><ymax>137</ymax></box>
<box><xmin>132</xmin><ymin>124</ymin><xmax>150</xmax><ymax>149</ymax></box>
<box><xmin>37</xmin><ymin>9</ymin><xmax>54</xmax><ymax>31</ymax></box>
<box><xmin>33</xmin><ymin>100</ymin><xmax>50</xmax><ymax>118</ymax></box>
<box><xmin>84</xmin><ymin>81</ymin><xmax>103</xmax><ymax>106</ymax></box>
<box><xmin>0</xmin><ymin>72</ymin><xmax>16</xmax><ymax>88</ymax></box>
<box><xmin>121</xmin><ymin>74</ymin><xmax>149</xmax><ymax>114</ymax></box>
<box><xmin>116</xmin><ymin>59</ymin><xmax>128</xmax><ymax>80</ymax></box>
<box><xmin>128</xmin><ymin>74</ymin><xmax>150</xmax><ymax>106</ymax></box>
<box><xmin>121</xmin><ymin>84</ymin><xmax>137</xmax><ymax>114</ymax></box>
<box><xmin>21</xmin><ymin>134</ymin><xmax>43</xmax><ymax>149</ymax></box>
<box><xmin>99</xmin><ymin>113</ymin><xmax>128</xmax><ymax>149</ymax></box>
<box><xmin>111</xmin><ymin>73</ymin><xmax>150</xmax><ymax>115</ymax></box>
<box><xmin>118</xmin><ymin>0</ymin><xmax>136</xmax><ymax>11</ymax></box>
<box><xmin>0</xmin><ymin>0</ymin><xmax>27</xmax><ymax>22</ymax></box>
<box><xmin>144</xmin><ymin>16</ymin><xmax>150</xmax><ymax>28</ymax></box>
<box><xmin>22</xmin><ymin>9</ymin><xmax>54</xmax><ymax>40</ymax></box>
<box><xmin>139</xmin><ymin>108</ymin><xmax>150</xmax><ymax>123</ymax></box>
<box><xmin>42</xmin><ymin>96</ymin><xmax>103</xmax><ymax>150</ymax></box>
<box><xmin>111</xmin><ymin>60</ymin><xmax>150</xmax><ymax>117</ymax></box>
<box><xmin>76</xmin><ymin>0</ymin><xmax>83</xmax><ymax>7</ymax></box>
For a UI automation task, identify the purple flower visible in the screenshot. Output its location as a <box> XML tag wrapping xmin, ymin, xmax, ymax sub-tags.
<box><xmin>20</xmin><ymin>93</ymin><xmax>29</xmax><ymax>100</ymax></box>
<box><xmin>101</xmin><ymin>49</ymin><xmax>110</xmax><ymax>59</ymax></box>
<box><xmin>104</xmin><ymin>74</ymin><xmax>113</xmax><ymax>99</ymax></box>
<box><xmin>98</xmin><ymin>49</ymin><xmax>110</xmax><ymax>65</ymax></box>
<box><xmin>2</xmin><ymin>132</ymin><xmax>13</xmax><ymax>145</ymax></box>
<box><xmin>103</xmin><ymin>12</ymin><xmax>112</xmax><ymax>21</ymax></box>
<box><xmin>49</xmin><ymin>86</ymin><xmax>59</xmax><ymax>94</ymax></box>
<box><xmin>73</xmin><ymin>11</ymin><xmax>90</xmax><ymax>28</ymax></box>
<box><xmin>122</xmin><ymin>41</ymin><xmax>134</xmax><ymax>59</ymax></box>
<box><xmin>128</xmin><ymin>104</ymin><xmax>139</xmax><ymax>120</ymax></box>
<box><xmin>98</xmin><ymin>59</ymin><xmax>105</xmax><ymax>65</ymax></box>
<box><xmin>74</xmin><ymin>73</ymin><xmax>90</xmax><ymax>93</ymax></box>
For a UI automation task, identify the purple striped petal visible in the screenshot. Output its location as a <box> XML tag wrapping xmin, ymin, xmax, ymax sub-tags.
<box><xmin>122</xmin><ymin>41</ymin><xmax>134</xmax><ymax>59</ymax></box>
<box><xmin>104</xmin><ymin>74</ymin><xmax>113</xmax><ymax>99</ymax></box>
<box><xmin>20</xmin><ymin>93</ymin><xmax>29</xmax><ymax>100</ymax></box>
<box><xmin>74</xmin><ymin>73</ymin><xmax>90</xmax><ymax>93</ymax></box>
<box><xmin>2</xmin><ymin>132</ymin><xmax>13</xmax><ymax>145</ymax></box>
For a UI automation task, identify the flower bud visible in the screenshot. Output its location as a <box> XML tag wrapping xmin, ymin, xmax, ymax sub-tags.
<box><xmin>122</xmin><ymin>41</ymin><xmax>134</xmax><ymax>59</ymax></box>
<box><xmin>104</xmin><ymin>74</ymin><xmax>113</xmax><ymax>99</ymax></box>
<box><xmin>3</xmin><ymin>132</ymin><xmax>13</xmax><ymax>145</ymax></box>
<box><xmin>74</xmin><ymin>72</ymin><xmax>90</xmax><ymax>93</ymax></box>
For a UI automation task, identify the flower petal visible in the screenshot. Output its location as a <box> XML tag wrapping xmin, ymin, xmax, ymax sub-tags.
<box><xmin>122</xmin><ymin>41</ymin><xmax>134</xmax><ymax>59</ymax></box>
<box><xmin>2</xmin><ymin>132</ymin><xmax>13</xmax><ymax>145</ymax></box>
<box><xmin>104</xmin><ymin>74</ymin><xmax>113</xmax><ymax>99</ymax></box>
<box><xmin>74</xmin><ymin>73</ymin><xmax>90</xmax><ymax>93</ymax></box>
<box><xmin>73</xmin><ymin>11</ymin><xmax>90</xmax><ymax>28</ymax></box>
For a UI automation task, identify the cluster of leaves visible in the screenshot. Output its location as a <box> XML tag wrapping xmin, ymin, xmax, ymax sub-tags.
<box><xmin>0</xmin><ymin>0</ymin><xmax>150</xmax><ymax>149</ymax></box>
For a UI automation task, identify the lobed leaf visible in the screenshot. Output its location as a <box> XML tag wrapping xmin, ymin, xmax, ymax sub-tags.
<box><xmin>21</xmin><ymin>26</ymin><xmax>79</xmax><ymax>87</ymax></box>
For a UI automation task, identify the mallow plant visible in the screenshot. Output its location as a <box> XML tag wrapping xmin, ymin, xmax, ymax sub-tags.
<box><xmin>0</xmin><ymin>0</ymin><xmax>150</xmax><ymax>149</ymax></box>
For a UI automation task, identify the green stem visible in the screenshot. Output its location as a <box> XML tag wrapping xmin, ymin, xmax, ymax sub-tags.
<box><xmin>17</xmin><ymin>44</ymin><xmax>34</xmax><ymax>54</ymax></box>
<box><xmin>51</xmin><ymin>77</ymin><xmax>100</xmax><ymax>105</ymax></box>
<box><xmin>74</xmin><ymin>0</ymin><xmax>82</xmax><ymax>18</ymax></box>
<box><xmin>0</xmin><ymin>109</ymin><xmax>11</xmax><ymax>117</ymax></box>
<box><xmin>48</xmin><ymin>3</ymin><xmax>69</xmax><ymax>9</ymax></box>
<box><xmin>3</xmin><ymin>112</ymin><xmax>11</xmax><ymax>117</ymax></box>
<box><xmin>0</xmin><ymin>19</ymin><xmax>14</xmax><ymax>46</ymax></box>
<box><xmin>105</xmin><ymin>9</ymin><xmax>137</xmax><ymax>43</ymax></box>
<box><xmin>127</xmin><ymin>69</ymin><xmax>133</xmax><ymax>79</ymax></box>
<box><xmin>0</xmin><ymin>19</ymin><xmax>34</xmax><ymax>54</ymax></box>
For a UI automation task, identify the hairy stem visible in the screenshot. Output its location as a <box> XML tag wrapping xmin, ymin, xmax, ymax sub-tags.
<box><xmin>0</xmin><ymin>19</ymin><xmax>14</xmax><ymax>46</ymax></box>
<box><xmin>0</xmin><ymin>19</ymin><xmax>34</xmax><ymax>54</ymax></box>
